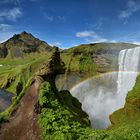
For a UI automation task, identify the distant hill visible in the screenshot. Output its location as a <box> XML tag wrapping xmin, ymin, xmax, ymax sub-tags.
<box><xmin>61</xmin><ymin>42</ymin><xmax>139</xmax><ymax>73</ymax></box>
<box><xmin>64</xmin><ymin>42</ymin><xmax>139</xmax><ymax>55</ymax></box>
<box><xmin>63</xmin><ymin>42</ymin><xmax>139</xmax><ymax>72</ymax></box>
<box><xmin>0</xmin><ymin>31</ymin><xmax>52</xmax><ymax>58</ymax></box>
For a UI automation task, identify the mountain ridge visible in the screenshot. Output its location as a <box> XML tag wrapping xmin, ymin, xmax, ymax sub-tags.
<box><xmin>0</xmin><ymin>31</ymin><xmax>52</xmax><ymax>58</ymax></box>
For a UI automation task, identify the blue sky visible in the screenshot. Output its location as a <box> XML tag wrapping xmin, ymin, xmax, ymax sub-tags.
<box><xmin>0</xmin><ymin>0</ymin><xmax>140</xmax><ymax>48</ymax></box>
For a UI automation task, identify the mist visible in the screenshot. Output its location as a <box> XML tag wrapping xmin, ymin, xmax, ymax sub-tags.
<box><xmin>70</xmin><ymin>47</ymin><xmax>140</xmax><ymax>129</ymax></box>
<box><xmin>70</xmin><ymin>72</ymin><xmax>138</xmax><ymax>129</ymax></box>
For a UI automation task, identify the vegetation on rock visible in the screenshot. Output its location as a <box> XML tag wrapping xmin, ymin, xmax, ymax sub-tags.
<box><xmin>39</xmin><ymin>82</ymin><xmax>95</xmax><ymax>140</ymax></box>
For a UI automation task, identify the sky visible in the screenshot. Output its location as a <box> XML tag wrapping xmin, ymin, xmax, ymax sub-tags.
<box><xmin>0</xmin><ymin>0</ymin><xmax>140</xmax><ymax>48</ymax></box>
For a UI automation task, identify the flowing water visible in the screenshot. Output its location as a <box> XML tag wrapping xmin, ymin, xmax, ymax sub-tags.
<box><xmin>0</xmin><ymin>90</ymin><xmax>13</xmax><ymax>112</ymax></box>
<box><xmin>70</xmin><ymin>47</ymin><xmax>140</xmax><ymax>129</ymax></box>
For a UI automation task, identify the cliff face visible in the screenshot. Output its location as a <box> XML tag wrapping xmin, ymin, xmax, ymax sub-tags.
<box><xmin>0</xmin><ymin>31</ymin><xmax>52</xmax><ymax>58</ymax></box>
<box><xmin>36</xmin><ymin>47</ymin><xmax>66</xmax><ymax>82</ymax></box>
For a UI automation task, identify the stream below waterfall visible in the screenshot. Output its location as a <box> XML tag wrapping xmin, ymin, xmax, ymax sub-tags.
<box><xmin>0</xmin><ymin>90</ymin><xmax>13</xmax><ymax>112</ymax></box>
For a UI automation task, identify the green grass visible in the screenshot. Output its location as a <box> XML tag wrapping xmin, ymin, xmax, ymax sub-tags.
<box><xmin>39</xmin><ymin>82</ymin><xmax>102</xmax><ymax>140</ymax></box>
<box><xmin>0</xmin><ymin>52</ymin><xmax>51</xmax><ymax>93</ymax></box>
<box><xmin>0</xmin><ymin>52</ymin><xmax>51</xmax><ymax>122</ymax></box>
<box><xmin>62</xmin><ymin>43</ymin><xmax>138</xmax><ymax>74</ymax></box>
<box><xmin>0</xmin><ymin>76</ymin><xmax>32</xmax><ymax>122</ymax></box>
<box><xmin>61</xmin><ymin>52</ymin><xmax>99</xmax><ymax>76</ymax></box>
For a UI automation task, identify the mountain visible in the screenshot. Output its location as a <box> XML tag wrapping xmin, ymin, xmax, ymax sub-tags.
<box><xmin>62</xmin><ymin>43</ymin><xmax>139</xmax><ymax>72</ymax></box>
<box><xmin>64</xmin><ymin>42</ymin><xmax>138</xmax><ymax>55</ymax></box>
<box><xmin>0</xmin><ymin>31</ymin><xmax>52</xmax><ymax>58</ymax></box>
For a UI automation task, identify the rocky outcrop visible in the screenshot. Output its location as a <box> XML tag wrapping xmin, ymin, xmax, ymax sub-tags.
<box><xmin>0</xmin><ymin>47</ymin><xmax>8</xmax><ymax>58</ymax></box>
<box><xmin>36</xmin><ymin>47</ymin><xmax>66</xmax><ymax>83</ymax></box>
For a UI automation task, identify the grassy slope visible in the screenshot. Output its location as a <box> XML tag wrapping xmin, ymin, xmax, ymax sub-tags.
<box><xmin>38</xmin><ymin>82</ymin><xmax>106</xmax><ymax>140</ymax></box>
<box><xmin>66</xmin><ymin>43</ymin><xmax>137</xmax><ymax>51</ymax></box>
<box><xmin>0</xmin><ymin>52</ymin><xmax>51</xmax><ymax>122</ymax></box>
<box><xmin>62</xmin><ymin>43</ymin><xmax>138</xmax><ymax>73</ymax></box>
<box><xmin>0</xmin><ymin>52</ymin><xmax>51</xmax><ymax>93</ymax></box>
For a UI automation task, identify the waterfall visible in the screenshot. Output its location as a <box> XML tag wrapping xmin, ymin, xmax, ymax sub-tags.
<box><xmin>70</xmin><ymin>47</ymin><xmax>140</xmax><ymax>129</ymax></box>
<box><xmin>116</xmin><ymin>47</ymin><xmax>140</xmax><ymax>107</ymax></box>
<box><xmin>118</xmin><ymin>47</ymin><xmax>140</xmax><ymax>72</ymax></box>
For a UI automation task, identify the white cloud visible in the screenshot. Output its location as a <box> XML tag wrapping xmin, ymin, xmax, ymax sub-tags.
<box><xmin>50</xmin><ymin>42</ymin><xmax>62</xmax><ymax>47</ymax></box>
<box><xmin>0</xmin><ymin>23</ymin><xmax>22</xmax><ymax>43</ymax></box>
<box><xmin>76</xmin><ymin>30</ymin><xmax>108</xmax><ymax>43</ymax></box>
<box><xmin>42</xmin><ymin>12</ymin><xmax>54</xmax><ymax>21</ymax></box>
<box><xmin>0</xmin><ymin>31</ymin><xmax>13</xmax><ymax>43</ymax></box>
<box><xmin>43</xmin><ymin>13</ymin><xmax>65</xmax><ymax>22</ymax></box>
<box><xmin>0</xmin><ymin>24</ymin><xmax>11</xmax><ymax>32</ymax></box>
<box><xmin>76</xmin><ymin>31</ymin><xmax>96</xmax><ymax>37</ymax></box>
<box><xmin>8</xmin><ymin>8</ymin><xmax>22</xmax><ymax>21</ymax></box>
<box><xmin>45</xmin><ymin>15</ymin><xmax>54</xmax><ymax>21</ymax></box>
<box><xmin>0</xmin><ymin>7</ymin><xmax>22</xmax><ymax>21</ymax></box>
<box><xmin>88</xmin><ymin>18</ymin><xmax>104</xmax><ymax>30</ymax></box>
<box><xmin>0</xmin><ymin>0</ymin><xmax>20</xmax><ymax>6</ymax></box>
<box><xmin>57</xmin><ymin>16</ymin><xmax>65</xmax><ymax>21</ymax></box>
<box><xmin>119</xmin><ymin>0</ymin><xmax>140</xmax><ymax>20</ymax></box>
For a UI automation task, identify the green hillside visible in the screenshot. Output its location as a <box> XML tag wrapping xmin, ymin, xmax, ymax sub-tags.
<box><xmin>0</xmin><ymin>31</ymin><xmax>52</xmax><ymax>58</ymax></box>
<box><xmin>0</xmin><ymin>33</ymin><xmax>140</xmax><ymax>139</ymax></box>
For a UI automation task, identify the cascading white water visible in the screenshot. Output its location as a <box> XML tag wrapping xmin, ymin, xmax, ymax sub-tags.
<box><xmin>116</xmin><ymin>47</ymin><xmax>140</xmax><ymax>108</ymax></box>
<box><xmin>70</xmin><ymin>47</ymin><xmax>140</xmax><ymax>129</ymax></box>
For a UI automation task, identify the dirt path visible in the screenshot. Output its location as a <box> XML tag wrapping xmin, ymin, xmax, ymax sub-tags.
<box><xmin>0</xmin><ymin>78</ymin><xmax>42</xmax><ymax>140</ymax></box>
